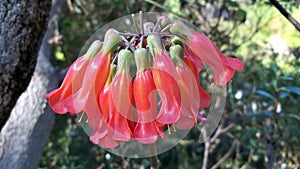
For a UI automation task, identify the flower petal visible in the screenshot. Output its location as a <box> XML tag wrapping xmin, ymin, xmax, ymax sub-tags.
<box><xmin>45</xmin><ymin>56</ymin><xmax>89</xmax><ymax>115</ymax></box>
<box><xmin>133</xmin><ymin>70</ymin><xmax>160</xmax><ymax>144</ymax></box>
<box><xmin>184</xmin><ymin>56</ymin><xmax>211</xmax><ymax>109</ymax></box>
<box><xmin>71</xmin><ymin>51</ymin><xmax>110</xmax><ymax>113</ymax></box>
<box><xmin>152</xmin><ymin>52</ymin><xmax>181</xmax><ymax>124</ymax></box>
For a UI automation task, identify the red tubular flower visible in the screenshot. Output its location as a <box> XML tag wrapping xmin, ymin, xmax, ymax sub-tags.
<box><xmin>170</xmin><ymin>45</ymin><xmax>200</xmax><ymax>129</ymax></box>
<box><xmin>148</xmin><ymin>34</ymin><xmax>181</xmax><ymax>125</ymax></box>
<box><xmin>67</xmin><ymin>29</ymin><xmax>121</xmax><ymax>132</ymax></box>
<box><xmin>170</xmin><ymin>21</ymin><xmax>244</xmax><ymax>86</ymax></box>
<box><xmin>90</xmin><ymin>85</ymin><xmax>119</xmax><ymax>148</ymax></box>
<box><xmin>90</xmin><ymin>65</ymin><xmax>120</xmax><ymax>148</ymax></box>
<box><xmin>109</xmin><ymin>49</ymin><xmax>134</xmax><ymax>141</ymax></box>
<box><xmin>70</xmin><ymin>29</ymin><xmax>121</xmax><ymax>114</ymax></box>
<box><xmin>44</xmin><ymin>40</ymin><xmax>102</xmax><ymax>115</ymax></box>
<box><xmin>184</xmin><ymin>54</ymin><xmax>211</xmax><ymax>110</ymax></box>
<box><xmin>133</xmin><ymin>48</ymin><xmax>160</xmax><ymax>144</ymax></box>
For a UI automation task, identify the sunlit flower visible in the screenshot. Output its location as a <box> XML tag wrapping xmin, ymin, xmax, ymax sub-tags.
<box><xmin>170</xmin><ymin>21</ymin><xmax>244</xmax><ymax>86</ymax></box>
<box><xmin>44</xmin><ymin>40</ymin><xmax>102</xmax><ymax>115</ymax></box>
<box><xmin>183</xmin><ymin>52</ymin><xmax>210</xmax><ymax>110</ymax></box>
<box><xmin>45</xmin><ymin>14</ymin><xmax>244</xmax><ymax>148</ymax></box>
<box><xmin>133</xmin><ymin>48</ymin><xmax>162</xmax><ymax>144</ymax></box>
<box><xmin>90</xmin><ymin>66</ymin><xmax>119</xmax><ymax>148</ymax></box>
<box><xmin>170</xmin><ymin>45</ymin><xmax>203</xmax><ymax>129</ymax></box>
<box><xmin>148</xmin><ymin>35</ymin><xmax>181</xmax><ymax>125</ymax></box>
<box><xmin>109</xmin><ymin>49</ymin><xmax>135</xmax><ymax>141</ymax></box>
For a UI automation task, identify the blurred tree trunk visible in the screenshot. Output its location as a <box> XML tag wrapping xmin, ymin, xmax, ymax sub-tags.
<box><xmin>0</xmin><ymin>0</ymin><xmax>66</xmax><ymax>168</ymax></box>
<box><xmin>0</xmin><ymin>0</ymin><xmax>51</xmax><ymax>129</ymax></box>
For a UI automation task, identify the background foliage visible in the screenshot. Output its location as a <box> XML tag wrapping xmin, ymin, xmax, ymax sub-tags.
<box><xmin>39</xmin><ymin>0</ymin><xmax>300</xmax><ymax>168</ymax></box>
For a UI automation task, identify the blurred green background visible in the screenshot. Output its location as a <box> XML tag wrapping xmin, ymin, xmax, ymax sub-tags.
<box><xmin>39</xmin><ymin>0</ymin><xmax>300</xmax><ymax>168</ymax></box>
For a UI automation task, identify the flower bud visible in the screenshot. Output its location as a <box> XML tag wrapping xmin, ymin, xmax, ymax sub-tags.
<box><xmin>134</xmin><ymin>48</ymin><xmax>151</xmax><ymax>72</ymax></box>
<box><xmin>106</xmin><ymin>64</ymin><xmax>117</xmax><ymax>85</ymax></box>
<box><xmin>83</xmin><ymin>40</ymin><xmax>103</xmax><ymax>59</ymax></box>
<box><xmin>170</xmin><ymin>45</ymin><xmax>184</xmax><ymax>66</ymax></box>
<box><xmin>147</xmin><ymin>34</ymin><xmax>163</xmax><ymax>56</ymax></box>
<box><xmin>170</xmin><ymin>21</ymin><xmax>192</xmax><ymax>39</ymax></box>
<box><xmin>143</xmin><ymin>22</ymin><xmax>154</xmax><ymax>33</ymax></box>
<box><xmin>116</xmin><ymin>49</ymin><xmax>133</xmax><ymax>74</ymax></box>
<box><xmin>171</xmin><ymin>36</ymin><xmax>183</xmax><ymax>46</ymax></box>
<box><xmin>158</xmin><ymin>15</ymin><xmax>170</xmax><ymax>28</ymax></box>
<box><xmin>102</xmin><ymin>29</ymin><xmax>122</xmax><ymax>55</ymax></box>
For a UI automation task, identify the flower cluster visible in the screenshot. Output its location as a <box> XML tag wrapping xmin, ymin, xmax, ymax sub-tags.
<box><xmin>45</xmin><ymin>15</ymin><xmax>244</xmax><ymax>148</ymax></box>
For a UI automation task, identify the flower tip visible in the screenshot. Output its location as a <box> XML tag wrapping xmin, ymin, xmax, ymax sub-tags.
<box><xmin>171</xmin><ymin>36</ymin><xmax>183</xmax><ymax>46</ymax></box>
<box><xmin>83</xmin><ymin>40</ymin><xmax>103</xmax><ymax>59</ymax></box>
<box><xmin>134</xmin><ymin>48</ymin><xmax>151</xmax><ymax>71</ymax></box>
<box><xmin>235</xmin><ymin>60</ymin><xmax>245</xmax><ymax>71</ymax></box>
<box><xmin>197</xmin><ymin>113</ymin><xmax>207</xmax><ymax>122</ymax></box>
<box><xmin>158</xmin><ymin>15</ymin><xmax>170</xmax><ymax>28</ymax></box>
<box><xmin>147</xmin><ymin>34</ymin><xmax>163</xmax><ymax>55</ymax></box>
<box><xmin>170</xmin><ymin>21</ymin><xmax>192</xmax><ymax>39</ymax></box>
<box><xmin>44</xmin><ymin>94</ymin><xmax>49</xmax><ymax>99</ymax></box>
<box><xmin>144</xmin><ymin>22</ymin><xmax>155</xmax><ymax>33</ymax></box>
<box><xmin>170</xmin><ymin>45</ymin><xmax>184</xmax><ymax>64</ymax></box>
<box><xmin>102</xmin><ymin>29</ymin><xmax>122</xmax><ymax>55</ymax></box>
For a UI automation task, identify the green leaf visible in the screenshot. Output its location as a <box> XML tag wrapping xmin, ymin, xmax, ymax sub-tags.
<box><xmin>280</xmin><ymin>76</ymin><xmax>294</xmax><ymax>81</ymax></box>
<box><xmin>224</xmin><ymin>0</ymin><xmax>240</xmax><ymax>8</ymax></box>
<box><xmin>270</xmin><ymin>63</ymin><xmax>279</xmax><ymax>73</ymax></box>
<box><xmin>281</xmin><ymin>86</ymin><xmax>300</xmax><ymax>95</ymax></box>
<box><xmin>279</xmin><ymin>91</ymin><xmax>290</xmax><ymax>98</ymax></box>
<box><xmin>235</xmin><ymin>9</ymin><xmax>247</xmax><ymax>22</ymax></box>
<box><xmin>256</xmin><ymin>90</ymin><xmax>274</xmax><ymax>100</ymax></box>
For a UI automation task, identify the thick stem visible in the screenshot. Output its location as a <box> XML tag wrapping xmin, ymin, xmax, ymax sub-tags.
<box><xmin>149</xmin><ymin>144</ymin><xmax>159</xmax><ymax>169</ymax></box>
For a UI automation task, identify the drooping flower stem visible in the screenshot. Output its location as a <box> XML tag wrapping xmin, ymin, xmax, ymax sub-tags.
<box><xmin>152</xmin><ymin>17</ymin><xmax>162</xmax><ymax>32</ymax></box>
<box><xmin>149</xmin><ymin>144</ymin><xmax>159</xmax><ymax>169</ymax></box>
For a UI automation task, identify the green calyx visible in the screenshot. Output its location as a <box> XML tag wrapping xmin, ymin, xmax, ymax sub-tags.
<box><xmin>170</xmin><ymin>45</ymin><xmax>184</xmax><ymax>66</ymax></box>
<box><xmin>134</xmin><ymin>48</ymin><xmax>151</xmax><ymax>72</ymax></box>
<box><xmin>106</xmin><ymin>64</ymin><xmax>117</xmax><ymax>85</ymax></box>
<box><xmin>169</xmin><ymin>21</ymin><xmax>192</xmax><ymax>39</ymax></box>
<box><xmin>116</xmin><ymin>49</ymin><xmax>133</xmax><ymax>74</ymax></box>
<box><xmin>83</xmin><ymin>40</ymin><xmax>102</xmax><ymax>59</ymax></box>
<box><xmin>102</xmin><ymin>29</ymin><xmax>122</xmax><ymax>55</ymax></box>
<box><xmin>158</xmin><ymin>15</ymin><xmax>170</xmax><ymax>28</ymax></box>
<box><xmin>147</xmin><ymin>34</ymin><xmax>163</xmax><ymax>56</ymax></box>
<box><xmin>171</xmin><ymin>36</ymin><xmax>184</xmax><ymax>46</ymax></box>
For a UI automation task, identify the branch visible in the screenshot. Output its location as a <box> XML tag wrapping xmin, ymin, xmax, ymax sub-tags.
<box><xmin>210</xmin><ymin>124</ymin><xmax>234</xmax><ymax>143</ymax></box>
<box><xmin>202</xmin><ymin>128</ymin><xmax>210</xmax><ymax>169</ymax></box>
<box><xmin>269</xmin><ymin>0</ymin><xmax>300</xmax><ymax>32</ymax></box>
<box><xmin>211</xmin><ymin>140</ymin><xmax>237</xmax><ymax>169</ymax></box>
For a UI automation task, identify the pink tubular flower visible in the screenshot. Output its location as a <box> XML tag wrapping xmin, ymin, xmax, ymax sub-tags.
<box><xmin>170</xmin><ymin>21</ymin><xmax>244</xmax><ymax>86</ymax></box>
<box><xmin>66</xmin><ymin>29</ymin><xmax>122</xmax><ymax>132</ymax></box>
<box><xmin>148</xmin><ymin>35</ymin><xmax>181</xmax><ymax>125</ymax></box>
<box><xmin>44</xmin><ymin>40</ymin><xmax>102</xmax><ymax>115</ymax></box>
<box><xmin>109</xmin><ymin>49</ymin><xmax>134</xmax><ymax>141</ymax></box>
<box><xmin>71</xmin><ymin>29</ymin><xmax>122</xmax><ymax>114</ymax></box>
<box><xmin>90</xmin><ymin>66</ymin><xmax>119</xmax><ymax>148</ymax></box>
<box><xmin>184</xmin><ymin>54</ymin><xmax>211</xmax><ymax>110</ymax></box>
<box><xmin>169</xmin><ymin>45</ymin><xmax>200</xmax><ymax>129</ymax></box>
<box><xmin>133</xmin><ymin>48</ymin><xmax>160</xmax><ymax>144</ymax></box>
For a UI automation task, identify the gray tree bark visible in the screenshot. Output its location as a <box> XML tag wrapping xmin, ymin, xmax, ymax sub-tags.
<box><xmin>0</xmin><ymin>0</ymin><xmax>66</xmax><ymax>168</ymax></box>
<box><xmin>0</xmin><ymin>0</ymin><xmax>52</xmax><ymax>129</ymax></box>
